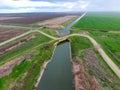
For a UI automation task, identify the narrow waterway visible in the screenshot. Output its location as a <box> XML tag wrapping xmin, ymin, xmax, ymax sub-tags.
<box><xmin>37</xmin><ymin>13</ymin><xmax>86</xmax><ymax>90</ymax></box>
<box><xmin>58</xmin><ymin>13</ymin><xmax>86</xmax><ymax>35</ymax></box>
<box><xmin>37</xmin><ymin>42</ymin><xmax>74</xmax><ymax>90</ymax></box>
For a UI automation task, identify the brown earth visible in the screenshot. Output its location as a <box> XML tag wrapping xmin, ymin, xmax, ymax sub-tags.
<box><xmin>0</xmin><ymin>28</ymin><xmax>28</xmax><ymax>43</ymax></box>
<box><xmin>0</xmin><ymin>57</ymin><xmax>24</xmax><ymax>77</ymax></box>
<box><xmin>0</xmin><ymin>17</ymin><xmax>23</xmax><ymax>21</ymax></box>
<box><xmin>84</xmin><ymin>49</ymin><xmax>120</xmax><ymax>90</ymax></box>
<box><xmin>73</xmin><ymin>58</ymin><xmax>105</xmax><ymax>90</ymax></box>
<box><xmin>0</xmin><ymin>52</ymin><xmax>33</xmax><ymax>78</ymax></box>
<box><xmin>0</xmin><ymin>35</ymin><xmax>36</xmax><ymax>54</ymax></box>
<box><xmin>40</xmin><ymin>15</ymin><xmax>77</xmax><ymax>29</ymax></box>
<box><xmin>40</xmin><ymin>15</ymin><xmax>77</xmax><ymax>25</ymax></box>
<box><xmin>0</xmin><ymin>14</ymin><xmax>66</xmax><ymax>24</ymax></box>
<box><xmin>43</xmin><ymin>25</ymin><xmax>64</xmax><ymax>30</ymax></box>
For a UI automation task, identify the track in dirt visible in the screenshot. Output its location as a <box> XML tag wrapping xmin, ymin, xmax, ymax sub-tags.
<box><xmin>0</xmin><ymin>28</ymin><xmax>28</xmax><ymax>43</ymax></box>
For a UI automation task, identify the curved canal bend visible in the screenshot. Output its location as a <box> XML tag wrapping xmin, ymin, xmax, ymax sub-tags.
<box><xmin>37</xmin><ymin>13</ymin><xmax>86</xmax><ymax>90</ymax></box>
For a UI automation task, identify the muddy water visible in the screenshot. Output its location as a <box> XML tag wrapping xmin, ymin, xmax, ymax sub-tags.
<box><xmin>37</xmin><ymin>42</ymin><xmax>74</xmax><ymax>90</ymax></box>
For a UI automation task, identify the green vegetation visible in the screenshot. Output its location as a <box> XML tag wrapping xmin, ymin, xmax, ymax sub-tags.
<box><xmin>73</xmin><ymin>13</ymin><xmax>120</xmax><ymax>68</ymax></box>
<box><xmin>71</xmin><ymin>13</ymin><xmax>120</xmax><ymax>89</ymax></box>
<box><xmin>0</xmin><ymin>33</ymin><xmax>51</xmax><ymax>65</ymax></box>
<box><xmin>0</xmin><ymin>28</ymin><xmax>58</xmax><ymax>65</ymax></box>
<box><xmin>91</xmin><ymin>31</ymin><xmax>120</xmax><ymax>67</ymax></box>
<box><xmin>70</xmin><ymin>36</ymin><xmax>120</xmax><ymax>89</ymax></box>
<box><xmin>0</xmin><ymin>28</ymin><xmax>58</xmax><ymax>90</ymax></box>
<box><xmin>0</xmin><ymin>41</ymin><xmax>54</xmax><ymax>90</ymax></box>
<box><xmin>70</xmin><ymin>36</ymin><xmax>92</xmax><ymax>58</ymax></box>
<box><xmin>62</xmin><ymin>17</ymin><xmax>77</xmax><ymax>27</ymax></box>
<box><xmin>74</xmin><ymin>13</ymin><xmax>120</xmax><ymax>31</ymax></box>
<box><xmin>40</xmin><ymin>28</ymin><xmax>59</xmax><ymax>37</ymax></box>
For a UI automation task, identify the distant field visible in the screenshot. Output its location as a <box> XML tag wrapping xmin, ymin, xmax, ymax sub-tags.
<box><xmin>74</xmin><ymin>13</ymin><xmax>120</xmax><ymax>31</ymax></box>
<box><xmin>0</xmin><ymin>28</ymin><xmax>28</xmax><ymax>43</ymax></box>
<box><xmin>0</xmin><ymin>13</ymin><xmax>79</xmax><ymax>25</ymax></box>
<box><xmin>0</xmin><ymin>13</ymin><xmax>64</xmax><ymax>25</ymax></box>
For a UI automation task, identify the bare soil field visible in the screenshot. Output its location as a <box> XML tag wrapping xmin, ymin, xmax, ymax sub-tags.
<box><xmin>40</xmin><ymin>15</ymin><xmax>77</xmax><ymax>25</ymax></box>
<box><xmin>0</xmin><ymin>17</ymin><xmax>23</xmax><ymax>21</ymax></box>
<box><xmin>0</xmin><ymin>28</ymin><xmax>28</xmax><ymax>43</ymax></box>
<box><xmin>0</xmin><ymin>14</ymin><xmax>66</xmax><ymax>24</ymax></box>
<box><xmin>40</xmin><ymin>15</ymin><xmax>77</xmax><ymax>29</ymax></box>
<box><xmin>73</xmin><ymin>58</ymin><xmax>104</xmax><ymax>90</ymax></box>
<box><xmin>84</xmin><ymin>49</ymin><xmax>120</xmax><ymax>90</ymax></box>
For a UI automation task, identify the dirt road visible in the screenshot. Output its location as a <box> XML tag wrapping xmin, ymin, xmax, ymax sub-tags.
<box><xmin>0</xmin><ymin>30</ymin><xmax>60</xmax><ymax>47</ymax></box>
<box><xmin>67</xmin><ymin>34</ymin><xmax>120</xmax><ymax>79</ymax></box>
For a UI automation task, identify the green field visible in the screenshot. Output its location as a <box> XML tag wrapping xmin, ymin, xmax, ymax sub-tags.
<box><xmin>73</xmin><ymin>13</ymin><xmax>120</xmax><ymax>68</ymax></box>
<box><xmin>91</xmin><ymin>31</ymin><xmax>120</xmax><ymax>67</ymax></box>
<box><xmin>74</xmin><ymin>13</ymin><xmax>120</xmax><ymax>31</ymax></box>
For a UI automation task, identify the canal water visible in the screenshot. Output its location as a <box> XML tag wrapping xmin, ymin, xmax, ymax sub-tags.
<box><xmin>58</xmin><ymin>13</ymin><xmax>86</xmax><ymax>35</ymax></box>
<box><xmin>37</xmin><ymin>13</ymin><xmax>85</xmax><ymax>90</ymax></box>
<box><xmin>37</xmin><ymin>42</ymin><xmax>74</xmax><ymax>90</ymax></box>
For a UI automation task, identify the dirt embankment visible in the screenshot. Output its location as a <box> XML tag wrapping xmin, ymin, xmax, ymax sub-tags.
<box><xmin>73</xmin><ymin>58</ymin><xmax>105</xmax><ymax>90</ymax></box>
<box><xmin>0</xmin><ymin>35</ymin><xmax>36</xmax><ymax>54</ymax></box>
<box><xmin>0</xmin><ymin>17</ymin><xmax>23</xmax><ymax>21</ymax></box>
<box><xmin>40</xmin><ymin>15</ymin><xmax>77</xmax><ymax>29</ymax></box>
<box><xmin>0</xmin><ymin>57</ymin><xmax>23</xmax><ymax>78</ymax></box>
<box><xmin>0</xmin><ymin>53</ymin><xmax>33</xmax><ymax>78</ymax></box>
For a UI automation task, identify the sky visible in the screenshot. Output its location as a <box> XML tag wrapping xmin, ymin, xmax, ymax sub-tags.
<box><xmin>0</xmin><ymin>0</ymin><xmax>120</xmax><ymax>13</ymax></box>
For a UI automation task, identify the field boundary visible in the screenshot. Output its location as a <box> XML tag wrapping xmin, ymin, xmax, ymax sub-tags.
<box><xmin>0</xmin><ymin>30</ymin><xmax>60</xmax><ymax>47</ymax></box>
<box><xmin>67</xmin><ymin>34</ymin><xmax>120</xmax><ymax>79</ymax></box>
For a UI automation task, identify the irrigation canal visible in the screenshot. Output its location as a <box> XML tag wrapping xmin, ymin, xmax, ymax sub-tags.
<box><xmin>37</xmin><ymin>13</ymin><xmax>86</xmax><ymax>90</ymax></box>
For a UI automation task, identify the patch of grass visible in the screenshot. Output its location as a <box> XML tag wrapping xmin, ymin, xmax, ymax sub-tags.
<box><xmin>40</xmin><ymin>28</ymin><xmax>59</xmax><ymax>37</ymax></box>
<box><xmin>69</xmin><ymin>36</ymin><xmax>92</xmax><ymax>58</ymax></box>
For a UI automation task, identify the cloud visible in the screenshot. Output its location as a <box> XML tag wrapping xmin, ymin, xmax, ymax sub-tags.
<box><xmin>0</xmin><ymin>0</ymin><xmax>90</xmax><ymax>13</ymax></box>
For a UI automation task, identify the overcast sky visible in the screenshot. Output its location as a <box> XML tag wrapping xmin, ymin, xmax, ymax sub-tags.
<box><xmin>0</xmin><ymin>0</ymin><xmax>120</xmax><ymax>13</ymax></box>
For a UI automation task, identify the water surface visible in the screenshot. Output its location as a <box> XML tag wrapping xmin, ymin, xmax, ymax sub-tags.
<box><xmin>37</xmin><ymin>42</ymin><xmax>74</xmax><ymax>90</ymax></box>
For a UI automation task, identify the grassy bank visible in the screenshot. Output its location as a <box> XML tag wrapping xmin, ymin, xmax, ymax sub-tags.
<box><xmin>0</xmin><ymin>28</ymin><xmax>58</xmax><ymax>89</ymax></box>
<box><xmin>0</xmin><ymin>41</ymin><xmax>55</xmax><ymax>90</ymax></box>
<box><xmin>40</xmin><ymin>28</ymin><xmax>59</xmax><ymax>37</ymax></box>
<box><xmin>0</xmin><ymin>28</ymin><xmax>58</xmax><ymax>65</ymax></box>
<box><xmin>70</xmin><ymin>36</ymin><xmax>120</xmax><ymax>89</ymax></box>
<box><xmin>0</xmin><ymin>33</ymin><xmax>51</xmax><ymax>65</ymax></box>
